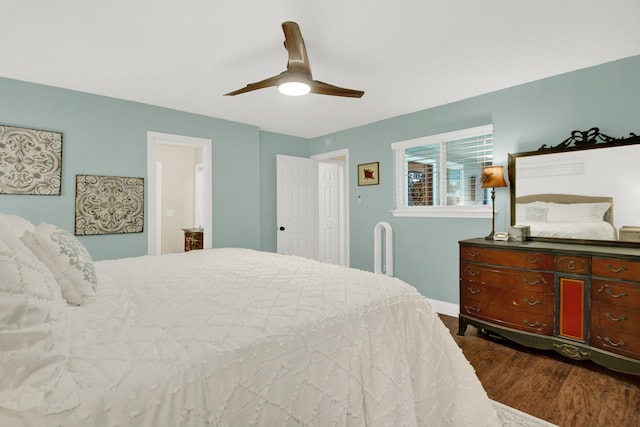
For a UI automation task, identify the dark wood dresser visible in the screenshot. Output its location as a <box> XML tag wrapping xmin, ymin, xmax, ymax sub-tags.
<box><xmin>182</xmin><ymin>228</ymin><xmax>204</xmax><ymax>251</ymax></box>
<box><xmin>459</xmin><ymin>238</ymin><xmax>640</xmax><ymax>374</ymax></box>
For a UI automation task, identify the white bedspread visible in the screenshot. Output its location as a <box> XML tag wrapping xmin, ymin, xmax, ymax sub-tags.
<box><xmin>521</xmin><ymin>221</ymin><xmax>616</xmax><ymax>240</ymax></box>
<box><xmin>1</xmin><ymin>248</ymin><xmax>500</xmax><ymax>426</ymax></box>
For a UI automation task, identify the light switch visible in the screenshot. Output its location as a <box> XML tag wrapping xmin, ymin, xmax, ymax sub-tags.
<box><xmin>166</xmin><ymin>209</ymin><xmax>174</xmax><ymax>217</ymax></box>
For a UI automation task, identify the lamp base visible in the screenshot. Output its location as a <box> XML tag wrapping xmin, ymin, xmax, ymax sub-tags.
<box><xmin>485</xmin><ymin>232</ymin><xmax>495</xmax><ymax>240</ymax></box>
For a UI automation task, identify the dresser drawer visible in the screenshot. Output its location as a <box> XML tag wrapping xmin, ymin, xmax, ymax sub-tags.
<box><xmin>460</xmin><ymin>300</ymin><xmax>553</xmax><ymax>335</ymax></box>
<box><xmin>555</xmin><ymin>255</ymin><xmax>590</xmax><ymax>274</ymax></box>
<box><xmin>460</xmin><ymin>246</ymin><xmax>554</xmax><ymax>270</ymax></box>
<box><xmin>460</xmin><ymin>280</ymin><xmax>492</xmax><ymax>304</ymax></box>
<box><xmin>591</xmin><ymin>279</ymin><xmax>640</xmax><ymax>310</ymax></box>
<box><xmin>460</xmin><ymin>262</ymin><xmax>554</xmax><ymax>292</ymax></box>
<box><xmin>461</xmin><ymin>281</ymin><xmax>554</xmax><ymax>316</ymax></box>
<box><xmin>591</xmin><ymin>301</ymin><xmax>639</xmax><ymax>335</ymax></box>
<box><xmin>591</xmin><ymin>326</ymin><xmax>640</xmax><ymax>360</ymax></box>
<box><xmin>592</xmin><ymin>257</ymin><xmax>640</xmax><ymax>281</ymax></box>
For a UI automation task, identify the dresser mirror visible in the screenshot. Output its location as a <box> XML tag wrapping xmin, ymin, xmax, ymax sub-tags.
<box><xmin>508</xmin><ymin>128</ymin><xmax>640</xmax><ymax>246</ymax></box>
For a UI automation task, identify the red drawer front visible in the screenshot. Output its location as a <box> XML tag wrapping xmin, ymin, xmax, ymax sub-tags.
<box><xmin>460</xmin><ymin>262</ymin><xmax>554</xmax><ymax>293</ymax></box>
<box><xmin>592</xmin><ymin>257</ymin><xmax>640</xmax><ymax>281</ymax></box>
<box><xmin>591</xmin><ymin>279</ymin><xmax>640</xmax><ymax>310</ymax></box>
<box><xmin>460</xmin><ymin>299</ymin><xmax>553</xmax><ymax>336</ymax></box>
<box><xmin>558</xmin><ymin>276</ymin><xmax>587</xmax><ymax>342</ymax></box>
<box><xmin>460</xmin><ymin>246</ymin><xmax>554</xmax><ymax>270</ymax></box>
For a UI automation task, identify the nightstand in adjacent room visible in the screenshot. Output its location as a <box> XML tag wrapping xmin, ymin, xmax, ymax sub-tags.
<box><xmin>182</xmin><ymin>228</ymin><xmax>204</xmax><ymax>251</ymax></box>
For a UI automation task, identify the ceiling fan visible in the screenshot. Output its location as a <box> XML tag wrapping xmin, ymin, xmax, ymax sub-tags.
<box><xmin>224</xmin><ymin>21</ymin><xmax>364</xmax><ymax>98</ymax></box>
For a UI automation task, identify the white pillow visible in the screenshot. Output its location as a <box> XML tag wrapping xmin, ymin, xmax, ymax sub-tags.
<box><xmin>0</xmin><ymin>213</ymin><xmax>36</xmax><ymax>238</ymax></box>
<box><xmin>22</xmin><ymin>223</ymin><xmax>97</xmax><ymax>306</ymax></box>
<box><xmin>0</xmin><ymin>220</ymin><xmax>79</xmax><ymax>414</ymax></box>
<box><xmin>515</xmin><ymin>201</ymin><xmax>545</xmax><ymax>223</ymax></box>
<box><xmin>525</xmin><ymin>206</ymin><xmax>548</xmax><ymax>222</ymax></box>
<box><xmin>546</xmin><ymin>202</ymin><xmax>611</xmax><ymax>223</ymax></box>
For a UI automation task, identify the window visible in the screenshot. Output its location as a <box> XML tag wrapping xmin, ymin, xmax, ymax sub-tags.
<box><xmin>391</xmin><ymin>124</ymin><xmax>494</xmax><ymax>218</ymax></box>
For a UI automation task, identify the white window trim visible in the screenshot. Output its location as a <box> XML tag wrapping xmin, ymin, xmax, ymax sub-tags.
<box><xmin>392</xmin><ymin>206</ymin><xmax>493</xmax><ymax>218</ymax></box>
<box><xmin>391</xmin><ymin>124</ymin><xmax>494</xmax><ymax>219</ymax></box>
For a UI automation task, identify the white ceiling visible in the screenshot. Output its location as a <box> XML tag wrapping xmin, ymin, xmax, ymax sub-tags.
<box><xmin>1</xmin><ymin>1</ymin><xmax>639</xmax><ymax>139</ymax></box>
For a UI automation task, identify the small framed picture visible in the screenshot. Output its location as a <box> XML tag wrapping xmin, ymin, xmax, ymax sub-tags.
<box><xmin>357</xmin><ymin>162</ymin><xmax>379</xmax><ymax>186</ymax></box>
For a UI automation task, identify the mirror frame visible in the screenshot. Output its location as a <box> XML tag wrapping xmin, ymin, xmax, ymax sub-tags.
<box><xmin>507</xmin><ymin>127</ymin><xmax>640</xmax><ymax>247</ymax></box>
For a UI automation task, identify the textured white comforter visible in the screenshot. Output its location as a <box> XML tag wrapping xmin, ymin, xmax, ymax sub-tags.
<box><xmin>2</xmin><ymin>248</ymin><xmax>500</xmax><ymax>426</ymax></box>
<box><xmin>521</xmin><ymin>221</ymin><xmax>616</xmax><ymax>240</ymax></box>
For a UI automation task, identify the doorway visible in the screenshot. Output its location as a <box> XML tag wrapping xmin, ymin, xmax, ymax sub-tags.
<box><xmin>147</xmin><ymin>132</ymin><xmax>212</xmax><ymax>255</ymax></box>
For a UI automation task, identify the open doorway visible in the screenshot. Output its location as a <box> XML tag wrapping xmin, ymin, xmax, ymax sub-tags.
<box><xmin>147</xmin><ymin>132</ymin><xmax>212</xmax><ymax>255</ymax></box>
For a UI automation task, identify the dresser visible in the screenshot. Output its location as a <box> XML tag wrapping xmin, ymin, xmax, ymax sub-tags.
<box><xmin>459</xmin><ymin>238</ymin><xmax>640</xmax><ymax>374</ymax></box>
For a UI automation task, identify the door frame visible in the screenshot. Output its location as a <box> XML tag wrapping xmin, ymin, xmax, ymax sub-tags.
<box><xmin>147</xmin><ymin>131</ymin><xmax>213</xmax><ymax>255</ymax></box>
<box><xmin>312</xmin><ymin>149</ymin><xmax>350</xmax><ymax>267</ymax></box>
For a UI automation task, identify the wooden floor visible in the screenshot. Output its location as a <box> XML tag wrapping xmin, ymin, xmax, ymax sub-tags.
<box><xmin>438</xmin><ymin>314</ymin><xmax>640</xmax><ymax>427</ymax></box>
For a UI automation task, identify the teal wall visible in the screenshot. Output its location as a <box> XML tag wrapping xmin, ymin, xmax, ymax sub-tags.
<box><xmin>308</xmin><ymin>55</ymin><xmax>640</xmax><ymax>304</ymax></box>
<box><xmin>0</xmin><ymin>78</ymin><xmax>264</xmax><ymax>260</ymax></box>
<box><xmin>1</xmin><ymin>55</ymin><xmax>638</xmax><ymax>304</ymax></box>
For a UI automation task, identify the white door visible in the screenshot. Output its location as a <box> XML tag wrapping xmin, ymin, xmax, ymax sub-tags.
<box><xmin>318</xmin><ymin>161</ymin><xmax>343</xmax><ymax>264</ymax></box>
<box><xmin>276</xmin><ymin>154</ymin><xmax>318</xmax><ymax>259</ymax></box>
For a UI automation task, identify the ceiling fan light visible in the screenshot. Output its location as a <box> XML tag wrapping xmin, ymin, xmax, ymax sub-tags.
<box><xmin>278</xmin><ymin>81</ymin><xmax>311</xmax><ymax>96</ymax></box>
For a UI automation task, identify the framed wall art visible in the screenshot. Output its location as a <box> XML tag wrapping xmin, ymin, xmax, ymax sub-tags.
<box><xmin>0</xmin><ymin>124</ymin><xmax>63</xmax><ymax>195</ymax></box>
<box><xmin>357</xmin><ymin>162</ymin><xmax>379</xmax><ymax>186</ymax></box>
<box><xmin>75</xmin><ymin>174</ymin><xmax>144</xmax><ymax>235</ymax></box>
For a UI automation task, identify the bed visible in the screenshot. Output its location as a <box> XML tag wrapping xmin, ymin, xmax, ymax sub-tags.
<box><xmin>0</xmin><ymin>213</ymin><xmax>501</xmax><ymax>426</ymax></box>
<box><xmin>515</xmin><ymin>194</ymin><xmax>617</xmax><ymax>240</ymax></box>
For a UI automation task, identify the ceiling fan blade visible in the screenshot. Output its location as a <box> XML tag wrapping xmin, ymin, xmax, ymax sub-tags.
<box><xmin>310</xmin><ymin>80</ymin><xmax>364</xmax><ymax>98</ymax></box>
<box><xmin>224</xmin><ymin>74</ymin><xmax>282</xmax><ymax>96</ymax></box>
<box><xmin>281</xmin><ymin>21</ymin><xmax>312</xmax><ymax>76</ymax></box>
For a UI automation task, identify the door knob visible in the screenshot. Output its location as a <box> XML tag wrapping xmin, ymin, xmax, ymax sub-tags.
<box><xmin>279</xmin><ymin>226</ymin><xmax>285</xmax><ymax>231</ymax></box>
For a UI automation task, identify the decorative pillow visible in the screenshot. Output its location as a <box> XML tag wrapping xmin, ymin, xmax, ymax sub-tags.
<box><xmin>546</xmin><ymin>202</ymin><xmax>611</xmax><ymax>223</ymax></box>
<box><xmin>0</xmin><ymin>220</ymin><xmax>79</xmax><ymax>414</ymax></box>
<box><xmin>525</xmin><ymin>206</ymin><xmax>548</xmax><ymax>222</ymax></box>
<box><xmin>22</xmin><ymin>223</ymin><xmax>97</xmax><ymax>306</ymax></box>
<box><xmin>0</xmin><ymin>213</ymin><xmax>36</xmax><ymax>238</ymax></box>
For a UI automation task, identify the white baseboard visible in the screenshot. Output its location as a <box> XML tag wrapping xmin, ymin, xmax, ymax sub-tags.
<box><xmin>427</xmin><ymin>298</ymin><xmax>459</xmax><ymax>317</ymax></box>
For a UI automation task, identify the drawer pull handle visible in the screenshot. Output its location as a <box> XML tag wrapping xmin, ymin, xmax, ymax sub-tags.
<box><xmin>525</xmin><ymin>256</ymin><xmax>541</xmax><ymax>264</ymax></box>
<box><xmin>606</xmin><ymin>264</ymin><xmax>628</xmax><ymax>274</ymax></box>
<box><xmin>523</xmin><ymin>298</ymin><xmax>541</xmax><ymax>306</ymax></box>
<box><xmin>467</xmin><ymin>250</ymin><xmax>481</xmax><ymax>258</ymax></box>
<box><xmin>604</xmin><ymin>288</ymin><xmax>627</xmax><ymax>299</ymax></box>
<box><xmin>464</xmin><ymin>267</ymin><xmax>481</xmax><ymax>277</ymax></box>
<box><xmin>523</xmin><ymin>319</ymin><xmax>542</xmax><ymax>328</ymax></box>
<box><xmin>604</xmin><ymin>312</ymin><xmax>627</xmax><ymax>322</ymax></box>
<box><xmin>523</xmin><ymin>277</ymin><xmax>542</xmax><ymax>286</ymax></box>
<box><xmin>603</xmin><ymin>337</ymin><xmax>626</xmax><ymax>348</ymax></box>
<box><xmin>465</xmin><ymin>305</ymin><xmax>481</xmax><ymax>313</ymax></box>
<box><xmin>467</xmin><ymin>287</ymin><xmax>481</xmax><ymax>295</ymax></box>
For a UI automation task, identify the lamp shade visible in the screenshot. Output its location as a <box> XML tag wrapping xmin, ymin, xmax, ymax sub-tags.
<box><xmin>481</xmin><ymin>166</ymin><xmax>507</xmax><ymax>188</ymax></box>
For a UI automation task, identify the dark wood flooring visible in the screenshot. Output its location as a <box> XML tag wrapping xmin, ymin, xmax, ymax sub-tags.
<box><xmin>438</xmin><ymin>314</ymin><xmax>640</xmax><ymax>427</ymax></box>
